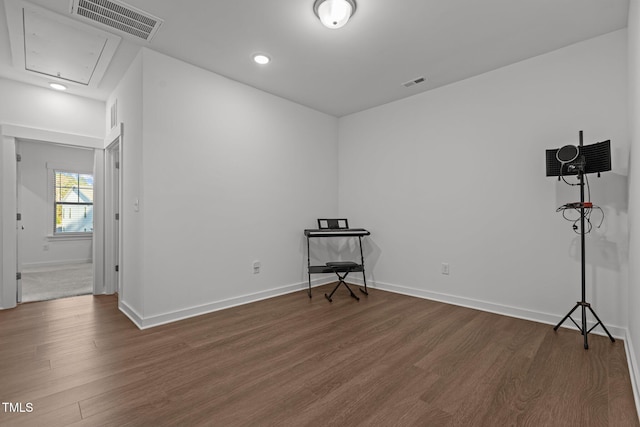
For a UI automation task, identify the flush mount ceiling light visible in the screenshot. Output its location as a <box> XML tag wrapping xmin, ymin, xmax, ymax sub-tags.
<box><xmin>313</xmin><ymin>0</ymin><xmax>357</xmax><ymax>29</ymax></box>
<box><xmin>49</xmin><ymin>82</ymin><xmax>67</xmax><ymax>91</ymax></box>
<box><xmin>253</xmin><ymin>54</ymin><xmax>271</xmax><ymax>65</ymax></box>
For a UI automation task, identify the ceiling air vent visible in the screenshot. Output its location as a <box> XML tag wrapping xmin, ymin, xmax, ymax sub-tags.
<box><xmin>402</xmin><ymin>76</ymin><xmax>426</xmax><ymax>88</ymax></box>
<box><xmin>70</xmin><ymin>0</ymin><xmax>163</xmax><ymax>42</ymax></box>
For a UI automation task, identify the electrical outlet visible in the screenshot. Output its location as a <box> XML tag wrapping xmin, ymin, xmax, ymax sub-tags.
<box><xmin>441</xmin><ymin>262</ymin><xmax>450</xmax><ymax>275</ymax></box>
<box><xmin>253</xmin><ymin>261</ymin><xmax>261</xmax><ymax>274</ymax></box>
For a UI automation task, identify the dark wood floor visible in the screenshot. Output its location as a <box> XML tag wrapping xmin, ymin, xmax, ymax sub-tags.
<box><xmin>0</xmin><ymin>284</ymin><xmax>637</xmax><ymax>426</ymax></box>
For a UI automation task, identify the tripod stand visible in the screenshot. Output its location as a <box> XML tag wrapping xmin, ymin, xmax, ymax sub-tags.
<box><xmin>553</xmin><ymin>131</ymin><xmax>615</xmax><ymax>349</ymax></box>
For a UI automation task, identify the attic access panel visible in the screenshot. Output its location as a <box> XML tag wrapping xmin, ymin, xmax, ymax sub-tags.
<box><xmin>23</xmin><ymin>7</ymin><xmax>107</xmax><ymax>84</ymax></box>
<box><xmin>4</xmin><ymin>0</ymin><xmax>121</xmax><ymax>87</ymax></box>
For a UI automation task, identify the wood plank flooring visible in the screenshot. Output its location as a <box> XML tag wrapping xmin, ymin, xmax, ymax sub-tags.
<box><xmin>0</xmin><ymin>284</ymin><xmax>637</xmax><ymax>426</ymax></box>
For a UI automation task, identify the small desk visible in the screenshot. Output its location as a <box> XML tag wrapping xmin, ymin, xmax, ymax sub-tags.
<box><xmin>304</xmin><ymin>226</ymin><xmax>370</xmax><ymax>302</ymax></box>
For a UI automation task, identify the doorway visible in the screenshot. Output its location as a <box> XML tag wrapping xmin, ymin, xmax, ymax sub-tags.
<box><xmin>16</xmin><ymin>139</ymin><xmax>95</xmax><ymax>303</ymax></box>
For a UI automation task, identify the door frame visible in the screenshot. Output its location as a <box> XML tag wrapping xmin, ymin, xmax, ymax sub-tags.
<box><xmin>0</xmin><ymin>125</ymin><xmax>103</xmax><ymax>308</ymax></box>
<box><xmin>1</xmin><ymin>131</ymin><xmax>18</xmax><ymax>309</ymax></box>
<box><xmin>15</xmin><ymin>140</ymin><xmax>22</xmax><ymax>303</ymax></box>
<box><xmin>105</xmin><ymin>125</ymin><xmax>122</xmax><ymax>295</ymax></box>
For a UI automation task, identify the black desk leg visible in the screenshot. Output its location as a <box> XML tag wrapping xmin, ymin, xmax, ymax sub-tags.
<box><xmin>360</xmin><ymin>271</ymin><xmax>368</xmax><ymax>296</ymax></box>
<box><xmin>307</xmin><ymin>237</ymin><xmax>312</xmax><ymax>298</ymax></box>
<box><xmin>358</xmin><ymin>236</ymin><xmax>368</xmax><ymax>296</ymax></box>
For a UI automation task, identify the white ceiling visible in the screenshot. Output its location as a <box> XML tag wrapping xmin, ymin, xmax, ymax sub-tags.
<box><xmin>0</xmin><ymin>0</ymin><xmax>630</xmax><ymax>117</ymax></box>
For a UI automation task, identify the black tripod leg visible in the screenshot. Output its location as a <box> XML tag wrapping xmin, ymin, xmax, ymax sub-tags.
<box><xmin>582</xmin><ymin>305</ymin><xmax>588</xmax><ymax>349</ymax></box>
<box><xmin>587</xmin><ymin>306</ymin><xmax>615</xmax><ymax>343</ymax></box>
<box><xmin>554</xmin><ymin>303</ymin><xmax>580</xmax><ymax>331</ymax></box>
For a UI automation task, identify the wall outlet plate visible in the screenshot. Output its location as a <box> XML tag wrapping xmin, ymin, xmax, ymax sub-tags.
<box><xmin>441</xmin><ymin>262</ymin><xmax>450</xmax><ymax>275</ymax></box>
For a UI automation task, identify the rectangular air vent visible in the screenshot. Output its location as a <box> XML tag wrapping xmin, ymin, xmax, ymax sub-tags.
<box><xmin>402</xmin><ymin>76</ymin><xmax>426</xmax><ymax>88</ymax></box>
<box><xmin>110</xmin><ymin>99</ymin><xmax>118</xmax><ymax>129</ymax></box>
<box><xmin>70</xmin><ymin>0</ymin><xmax>163</xmax><ymax>42</ymax></box>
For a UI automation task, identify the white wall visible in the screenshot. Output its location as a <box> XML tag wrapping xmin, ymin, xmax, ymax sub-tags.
<box><xmin>0</xmin><ymin>79</ymin><xmax>105</xmax><ymax>309</ymax></box>
<box><xmin>115</xmin><ymin>49</ymin><xmax>339</xmax><ymax>326</ymax></box>
<box><xmin>338</xmin><ymin>30</ymin><xmax>629</xmax><ymax>334</ymax></box>
<box><xmin>17</xmin><ymin>140</ymin><xmax>94</xmax><ymax>267</ymax></box>
<box><xmin>0</xmin><ymin>78</ymin><xmax>104</xmax><ymax>137</ymax></box>
<box><xmin>627</xmin><ymin>0</ymin><xmax>640</xmax><ymax>408</ymax></box>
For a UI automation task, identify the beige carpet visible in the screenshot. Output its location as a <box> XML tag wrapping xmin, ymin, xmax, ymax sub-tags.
<box><xmin>21</xmin><ymin>263</ymin><xmax>93</xmax><ymax>303</ymax></box>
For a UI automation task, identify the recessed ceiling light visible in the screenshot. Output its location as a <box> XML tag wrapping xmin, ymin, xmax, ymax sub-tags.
<box><xmin>49</xmin><ymin>83</ymin><xmax>67</xmax><ymax>91</ymax></box>
<box><xmin>253</xmin><ymin>54</ymin><xmax>270</xmax><ymax>65</ymax></box>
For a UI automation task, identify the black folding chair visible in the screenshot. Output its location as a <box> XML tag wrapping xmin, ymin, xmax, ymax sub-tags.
<box><xmin>324</xmin><ymin>261</ymin><xmax>362</xmax><ymax>302</ymax></box>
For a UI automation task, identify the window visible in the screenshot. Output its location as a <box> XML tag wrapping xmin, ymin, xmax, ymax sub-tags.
<box><xmin>54</xmin><ymin>171</ymin><xmax>94</xmax><ymax>234</ymax></box>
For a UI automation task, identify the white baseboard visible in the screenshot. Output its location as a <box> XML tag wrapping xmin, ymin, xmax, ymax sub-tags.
<box><xmin>119</xmin><ymin>299</ymin><xmax>144</xmax><ymax>328</ymax></box>
<box><xmin>119</xmin><ymin>276</ymin><xmax>334</xmax><ymax>330</ymax></box>
<box><xmin>119</xmin><ymin>273</ymin><xmax>627</xmax><ymax>339</ymax></box>
<box><xmin>348</xmin><ymin>278</ymin><xmax>627</xmax><ymax>339</ymax></box>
